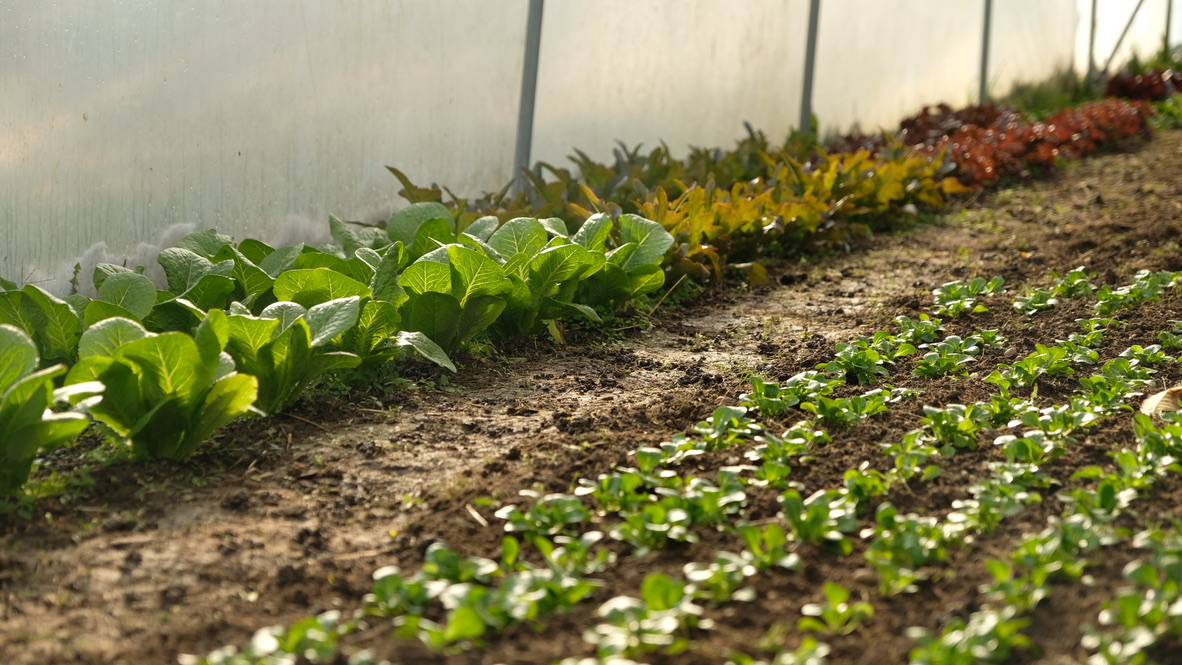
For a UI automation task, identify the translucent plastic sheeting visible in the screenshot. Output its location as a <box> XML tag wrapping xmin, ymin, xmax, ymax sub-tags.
<box><xmin>989</xmin><ymin>0</ymin><xmax>1078</xmax><ymax>97</ymax></box>
<box><xmin>1076</xmin><ymin>0</ymin><xmax>1171</xmax><ymax>74</ymax></box>
<box><xmin>811</xmin><ymin>1</ymin><xmax>989</xmax><ymax>136</ymax></box>
<box><xmin>1171</xmin><ymin>0</ymin><xmax>1182</xmax><ymax>47</ymax></box>
<box><xmin>531</xmin><ymin>0</ymin><xmax>809</xmax><ymax>168</ymax></box>
<box><xmin>0</xmin><ymin>1</ymin><xmax>528</xmax><ymax>293</ymax></box>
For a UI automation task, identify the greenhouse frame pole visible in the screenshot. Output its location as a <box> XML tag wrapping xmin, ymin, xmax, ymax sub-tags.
<box><xmin>514</xmin><ymin>0</ymin><xmax>545</xmax><ymax>195</ymax></box>
<box><xmin>1087</xmin><ymin>0</ymin><xmax>1098</xmax><ymax>85</ymax></box>
<box><xmin>1101</xmin><ymin>0</ymin><xmax>1148</xmax><ymax>76</ymax></box>
<box><xmin>799</xmin><ymin>0</ymin><xmax>821</xmax><ymax>134</ymax></box>
<box><xmin>979</xmin><ymin>0</ymin><xmax>993</xmax><ymax>103</ymax></box>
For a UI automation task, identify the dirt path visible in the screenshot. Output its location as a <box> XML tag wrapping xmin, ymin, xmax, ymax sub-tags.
<box><xmin>4</xmin><ymin>132</ymin><xmax>1182</xmax><ymax>664</ymax></box>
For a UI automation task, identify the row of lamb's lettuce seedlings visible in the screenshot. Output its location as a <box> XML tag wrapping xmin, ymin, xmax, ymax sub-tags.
<box><xmin>1083</xmin><ymin>526</ymin><xmax>1182</xmax><ymax>664</ymax></box>
<box><xmin>931</xmin><ymin>276</ymin><xmax>1006</xmax><ymax>318</ymax></box>
<box><xmin>1011</xmin><ymin>266</ymin><xmax>1097</xmax><ymax>315</ymax></box>
<box><xmin>1093</xmin><ymin>270</ymin><xmax>1182</xmax><ymax>317</ymax></box>
<box><xmin>515</xmin><ymin>289</ymin><xmax>1169</xmax><ymax>654</ymax></box>
<box><xmin>195</xmin><ymin>532</ymin><xmax>613</xmax><ymax>664</ymax></box>
<box><xmin>908</xmin><ymin>406</ymin><xmax>1182</xmax><ymax>664</ymax></box>
<box><xmin>188</xmin><ymin>270</ymin><xmax>1171</xmax><ymax>663</ymax></box>
<box><xmin>871</xmin><ymin>347</ymin><xmax>1159</xmax><ymax>597</ymax></box>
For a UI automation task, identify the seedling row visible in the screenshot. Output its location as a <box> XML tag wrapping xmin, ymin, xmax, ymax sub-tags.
<box><xmin>185</xmin><ymin>265</ymin><xmax>1182</xmax><ymax>664</ymax></box>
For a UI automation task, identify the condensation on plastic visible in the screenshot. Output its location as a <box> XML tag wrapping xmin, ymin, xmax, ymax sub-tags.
<box><xmin>0</xmin><ymin>0</ymin><xmax>1173</xmax><ymax>293</ymax></box>
<box><xmin>531</xmin><ymin>0</ymin><xmax>809</xmax><ymax>168</ymax></box>
<box><xmin>1076</xmin><ymin>0</ymin><xmax>1172</xmax><ymax>74</ymax></box>
<box><xmin>0</xmin><ymin>1</ymin><xmax>527</xmax><ymax>294</ymax></box>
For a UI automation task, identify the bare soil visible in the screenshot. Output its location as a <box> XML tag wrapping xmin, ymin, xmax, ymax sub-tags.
<box><xmin>5</xmin><ymin>131</ymin><xmax>1182</xmax><ymax>665</ymax></box>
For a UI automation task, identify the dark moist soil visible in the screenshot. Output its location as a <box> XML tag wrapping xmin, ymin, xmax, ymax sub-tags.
<box><xmin>4</xmin><ymin>131</ymin><xmax>1182</xmax><ymax>665</ymax></box>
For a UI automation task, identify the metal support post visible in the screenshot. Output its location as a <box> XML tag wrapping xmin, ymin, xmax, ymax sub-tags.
<box><xmin>514</xmin><ymin>0</ymin><xmax>545</xmax><ymax>195</ymax></box>
<box><xmin>979</xmin><ymin>0</ymin><xmax>993</xmax><ymax>103</ymax></box>
<box><xmin>1101</xmin><ymin>0</ymin><xmax>1148</xmax><ymax>76</ymax></box>
<box><xmin>799</xmin><ymin>0</ymin><xmax>821</xmax><ymax>134</ymax></box>
<box><xmin>1087</xmin><ymin>0</ymin><xmax>1098</xmax><ymax>86</ymax></box>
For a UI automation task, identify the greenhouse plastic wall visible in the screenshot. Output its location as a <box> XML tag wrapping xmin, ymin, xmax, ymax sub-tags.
<box><xmin>1</xmin><ymin>2</ymin><xmax>529</xmax><ymax>293</ymax></box>
<box><xmin>0</xmin><ymin>1</ymin><xmax>1173</xmax><ymax>294</ymax></box>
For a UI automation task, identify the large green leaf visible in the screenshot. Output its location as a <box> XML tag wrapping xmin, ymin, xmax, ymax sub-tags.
<box><xmin>258</xmin><ymin>244</ymin><xmax>302</xmax><ymax>278</ymax></box>
<box><xmin>272</xmin><ymin>269</ymin><xmax>371</xmax><ymax>307</ymax></box>
<box><xmin>410</xmin><ymin>218</ymin><xmax>456</xmax><ymax>260</ymax></box>
<box><xmin>529</xmin><ymin>244</ymin><xmax>600</xmax><ymax>293</ymax></box>
<box><xmin>175</xmin><ymin>229</ymin><xmax>235</xmax><ymax>259</ymax></box>
<box><xmin>260</xmin><ymin>301</ymin><xmax>307</xmax><ymax>335</ymax></box>
<box><xmin>395</xmin><ymin>330</ymin><xmax>456</xmax><ymax>372</ymax></box>
<box><xmin>92</xmin><ymin>263</ymin><xmax>143</xmax><ymax>291</ymax></box>
<box><xmin>118</xmin><ymin>333</ymin><xmax>209</xmax><ymax>409</ymax></box>
<box><xmin>447</xmin><ymin>245</ymin><xmax>509</xmax><ymax>306</ymax></box>
<box><xmin>329</xmin><ymin>215</ymin><xmax>365</xmax><ymax>258</ymax></box>
<box><xmin>4</xmin><ymin>412</ymin><xmax>90</xmax><ymax>478</ymax></box>
<box><xmin>144</xmin><ymin>298</ymin><xmax>203</xmax><ymax>333</ymax></box>
<box><xmin>218</xmin><ymin>246</ymin><xmax>275</xmax><ymax>307</ymax></box>
<box><xmin>618</xmin><ymin>214</ymin><xmax>674</xmax><ymax>270</ymax></box>
<box><xmin>66</xmin><ymin>357</ymin><xmax>143</xmax><ymax>438</ymax></box>
<box><xmin>399</xmin><ymin>260</ymin><xmax>452</xmax><ymax>296</ymax></box>
<box><xmin>84</xmin><ymin>300</ymin><xmax>139</xmax><ymax>327</ymax></box>
<box><xmin>369</xmin><ymin>243</ymin><xmax>408</xmax><ymax>300</ymax></box>
<box><xmin>404</xmin><ymin>292</ymin><xmax>462</xmax><ymax>352</ymax></box>
<box><xmin>345</xmin><ymin>300</ymin><xmax>401</xmax><ymax>361</ymax></box>
<box><xmin>187</xmin><ymin>373</ymin><xmax>258</xmax><ymax>447</ymax></box>
<box><xmin>97</xmin><ymin>272</ymin><xmax>157</xmax><ymax>320</ymax></box>
<box><xmin>157</xmin><ymin>247</ymin><xmax>232</xmax><ymax>295</ymax></box>
<box><xmin>488</xmin><ymin>217</ymin><xmax>548</xmax><ymax>259</ymax></box>
<box><xmin>20</xmin><ymin>285</ymin><xmax>82</xmax><ymax>364</ymax></box>
<box><xmin>129</xmin><ymin>396</ymin><xmax>190</xmax><ymax>459</ymax></box>
<box><xmin>629</xmin><ymin>264</ymin><xmax>666</xmax><ymax>296</ymax></box>
<box><xmin>183</xmin><ymin>273</ymin><xmax>236</xmax><ymax>311</ymax></box>
<box><xmin>0</xmin><ymin>324</ymin><xmax>38</xmax><ymax>391</ymax></box>
<box><xmin>237</xmin><ymin>238</ymin><xmax>276</xmax><ymax>265</ymax></box>
<box><xmin>572</xmin><ymin>213</ymin><xmax>613</xmax><ymax>252</ymax></box>
<box><xmin>227</xmin><ymin>314</ymin><xmax>281</xmax><ymax>357</ymax></box>
<box><xmin>306</xmin><ymin>297</ymin><xmax>361</xmax><ymax>347</ymax></box>
<box><xmin>463</xmin><ymin>215</ymin><xmax>500</xmax><ymax>242</ymax></box>
<box><xmin>387</xmin><ymin>202</ymin><xmax>453</xmax><ymax>247</ymax></box>
<box><xmin>0</xmin><ymin>291</ymin><xmax>35</xmax><ymax>338</ymax></box>
<box><xmin>253</xmin><ymin>320</ymin><xmax>314</xmax><ymax>415</ymax></box>
<box><xmin>455</xmin><ymin>295</ymin><xmax>506</xmax><ymax>345</ymax></box>
<box><xmin>194</xmin><ymin>309</ymin><xmax>229</xmax><ymax>366</ymax></box>
<box><xmin>77</xmin><ymin>317</ymin><xmax>151</xmax><ymax>359</ymax></box>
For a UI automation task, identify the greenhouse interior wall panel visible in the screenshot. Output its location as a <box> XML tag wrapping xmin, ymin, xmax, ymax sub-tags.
<box><xmin>0</xmin><ymin>1</ymin><xmax>527</xmax><ymax>294</ymax></box>
<box><xmin>530</xmin><ymin>0</ymin><xmax>809</xmax><ymax>167</ymax></box>
<box><xmin>0</xmin><ymin>0</ymin><xmax>1175</xmax><ymax>293</ymax></box>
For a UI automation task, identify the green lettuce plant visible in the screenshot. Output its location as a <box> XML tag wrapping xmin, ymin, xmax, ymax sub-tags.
<box><xmin>64</xmin><ymin>313</ymin><xmax>258</xmax><ymax>460</ymax></box>
<box><xmin>0</xmin><ymin>324</ymin><xmax>101</xmax><ymax>495</ymax></box>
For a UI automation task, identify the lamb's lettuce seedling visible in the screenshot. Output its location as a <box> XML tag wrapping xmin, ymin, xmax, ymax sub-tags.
<box><xmin>1012</xmin><ymin>287</ymin><xmax>1058</xmax><ymax>315</ymax></box>
<box><xmin>736</xmin><ymin>523</ymin><xmax>801</xmax><ymax>571</ymax></box>
<box><xmin>920</xmin><ymin>403</ymin><xmax>987</xmax><ymax>453</ymax></box>
<box><xmin>863</xmin><ymin>503</ymin><xmax>957</xmax><ymax>595</ymax></box>
<box><xmin>684</xmin><ymin>552</ymin><xmax>757</xmax><ymax>606</ymax></box>
<box><xmin>931</xmin><ymin>276</ymin><xmax>1005</xmax><ymax>318</ymax></box>
<box><xmin>693</xmin><ymin>405</ymin><xmax>761</xmax><ymax>449</ymax></box>
<box><xmin>494</xmin><ymin>491</ymin><xmax>589</xmax><ymax>538</ymax></box>
<box><xmin>778</xmin><ymin>489</ymin><xmax>858</xmax><ymax>554</ymax></box>
<box><xmin>894</xmin><ymin>314</ymin><xmax>944</xmax><ymax>344</ymax></box>
<box><xmin>797</xmin><ymin>581</ymin><xmax>874</xmax><ymax>635</ymax></box>
<box><xmin>907</xmin><ymin>606</ymin><xmax>1032</xmax><ymax>664</ymax></box>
